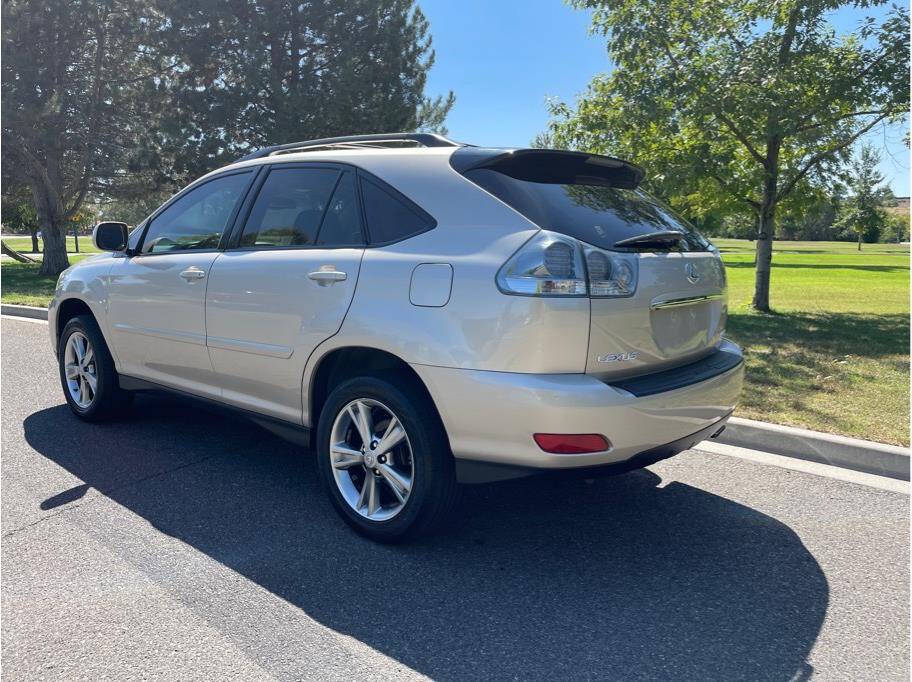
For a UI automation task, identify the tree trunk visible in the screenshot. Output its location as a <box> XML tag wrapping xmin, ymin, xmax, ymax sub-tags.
<box><xmin>29</xmin><ymin>226</ymin><xmax>39</xmax><ymax>253</ymax></box>
<box><xmin>752</xmin><ymin>190</ymin><xmax>778</xmax><ymax>312</ymax></box>
<box><xmin>29</xmin><ymin>180</ymin><xmax>71</xmax><ymax>277</ymax></box>
<box><xmin>1</xmin><ymin>240</ymin><xmax>39</xmax><ymax>263</ymax></box>
<box><xmin>857</xmin><ymin>232</ymin><xmax>862</xmax><ymax>251</ymax></box>
<box><xmin>752</xmin><ymin>142</ymin><xmax>780</xmax><ymax>313</ymax></box>
<box><xmin>37</xmin><ymin>215</ymin><xmax>70</xmax><ymax>277</ymax></box>
<box><xmin>752</xmin><ymin>210</ymin><xmax>775</xmax><ymax>312</ymax></box>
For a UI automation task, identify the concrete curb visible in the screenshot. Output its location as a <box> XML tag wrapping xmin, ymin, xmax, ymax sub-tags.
<box><xmin>1</xmin><ymin>304</ymin><xmax>48</xmax><ymax>320</ymax></box>
<box><xmin>714</xmin><ymin>416</ymin><xmax>910</xmax><ymax>481</ymax></box>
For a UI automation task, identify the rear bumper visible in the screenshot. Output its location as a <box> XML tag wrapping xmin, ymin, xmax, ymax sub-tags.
<box><xmin>412</xmin><ymin>339</ymin><xmax>743</xmax><ymax>472</ymax></box>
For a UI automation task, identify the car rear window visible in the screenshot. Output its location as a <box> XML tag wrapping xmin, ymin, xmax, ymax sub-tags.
<box><xmin>463</xmin><ymin>168</ymin><xmax>711</xmax><ymax>252</ymax></box>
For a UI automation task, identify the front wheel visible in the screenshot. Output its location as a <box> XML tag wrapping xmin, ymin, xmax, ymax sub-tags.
<box><xmin>58</xmin><ymin>314</ymin><xmax>133</xmax><ymax>421</ymax></box>
<box><xmin>316</xmin><ymin>375</ymin><xmax>459</xmax><ymax>542</ymax></box>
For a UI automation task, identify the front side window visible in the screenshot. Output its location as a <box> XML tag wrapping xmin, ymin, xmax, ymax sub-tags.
<box><xmin>240</xmin><ymin>168</ymin><xmax>340</xmax><ymax>247</ymax></box>
<box><xmin>141</xmin><ymin>172</ymin><xmax>251</xmax><ymax>254</ymax></box>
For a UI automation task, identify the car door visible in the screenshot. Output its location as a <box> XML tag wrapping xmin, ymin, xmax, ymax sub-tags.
<box><xmin>204</xmin><ymin>164</ymin><xmax>365</xmax><ymax>422</ymax></box>
<box><xmin>106</xmin><ymin>170</ymin><xmax>255</xmax><ymax>398</ymax></box>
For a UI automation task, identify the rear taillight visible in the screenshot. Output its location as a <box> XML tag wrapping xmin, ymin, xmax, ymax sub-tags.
<box><xmin>497</xmin><ymin>230</ymin><xmax>637</xmax><ymax>298</ymax></box>
<box><xmin>496</xmin><ymin>231</ymin><xmax>587</xmax><ymax>296</ymax></box>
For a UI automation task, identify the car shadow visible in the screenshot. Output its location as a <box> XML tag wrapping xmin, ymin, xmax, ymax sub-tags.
<box><xmin>23</xmin><ymin>397</ymin><xmax>827</xmax><ymax>680</ymax></box>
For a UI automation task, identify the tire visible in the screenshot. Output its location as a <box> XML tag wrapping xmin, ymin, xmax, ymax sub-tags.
<box><xmin>58</xmin><ymin>314</ymin><xmax>133</xmax><ymax>421</ymax></box>
<box><xmin>316</xmin><ymin>374</ymin><xmax>459</xmax><ymax>542</ymax></box>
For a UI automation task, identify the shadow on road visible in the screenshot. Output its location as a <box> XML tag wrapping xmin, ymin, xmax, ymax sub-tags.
<box><xmin>24</xmin><ymin>396</ymin><xmax>826</xmax><ymax>680</ymax></box>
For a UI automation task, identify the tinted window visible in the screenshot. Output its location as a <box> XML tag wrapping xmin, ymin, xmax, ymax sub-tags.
<box><xmin>360</xmin><ymin>176</ymin><xmax>433</xmax><ymax>244</ymax></box>
<box><xmin>464</xmin><ymin>168</ymin><xmax>711</xmax><ymax>252</ymax></box>
<box><xmin>316</xmin><ymin>172</ymin><xmax>364</xmax><ymax>246</ymax></box>
<box><xmin>141</xmin><ymin>173</ymin><xmax>250</xmax><ymax>254</ymax></box>
<box><xmin>240</xmin><ymin>168</ymin><xmax>339</xmax><ymax>247</ymax></box>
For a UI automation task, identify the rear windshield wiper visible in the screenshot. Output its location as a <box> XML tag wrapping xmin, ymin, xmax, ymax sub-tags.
<box><xmin>612</xmin><ymin>231</ymin><xmax>685</xmax><ymax>249</ymax></box>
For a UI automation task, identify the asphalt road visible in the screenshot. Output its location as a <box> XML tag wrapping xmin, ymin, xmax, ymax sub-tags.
<box><xmin>2</xmin><ymin>317</ymin><xmax>908</xmax><ymax>680</ymax></box>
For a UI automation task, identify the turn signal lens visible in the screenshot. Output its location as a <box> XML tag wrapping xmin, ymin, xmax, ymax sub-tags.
<box><xmin>533</xmin><ymin>433</ymin><xmax>611</xmax><ymax>454</ymax></box>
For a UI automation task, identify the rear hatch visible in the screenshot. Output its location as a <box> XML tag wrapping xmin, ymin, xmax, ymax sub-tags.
<box><xmin>453</xmin><ymin>148</ymin><xmax>727</xmax><ymax>380</ymax></box>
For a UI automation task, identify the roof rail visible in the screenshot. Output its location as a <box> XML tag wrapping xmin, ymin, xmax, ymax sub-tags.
<box><xmin>235</xmin><ymin>133</ymin><xmax>461</xmax><ymax>162</ymax></box>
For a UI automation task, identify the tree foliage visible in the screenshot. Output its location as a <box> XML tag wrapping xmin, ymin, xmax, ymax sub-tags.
<box><xmin>835</xmin><ymin>143</ymin><xmax>892</xmax><ymax>247</ymax></box>
<box><xmin>1</xmin><ymin>184</ymin><xmax>40</xmax><ymax>251</ymax></box>
<box><xmin>1</xmin><ymin>0</ymin><xmax>173</xmax><ymax>275</ymax></box>
<box><xmin>1</xmin><ymin>0</ymin><xmax>454</xmax><ymax>275</ymax></box>
<box><xmin>157</xmin><ymin>0</ymin><xmax>454</xmax><ymax>182</ymax></box>
<box><xmin>545</xmin><ymin>0</ymin><xmax>909</xmax><ymax>310</ymax></box>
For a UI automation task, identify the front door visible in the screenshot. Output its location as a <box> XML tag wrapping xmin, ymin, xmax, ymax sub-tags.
<box><xmin>205</xmin><ymin>165</ymin><xmax>365</xmax><ymax>422</ymax></box>
<box><xmin>106</xmin><ymin>170</ymin><xmax>254</xmax><ymax>397</ymax></box>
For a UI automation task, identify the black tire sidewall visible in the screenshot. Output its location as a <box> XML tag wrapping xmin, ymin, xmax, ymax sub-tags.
<box><xmin>316</xmin><ymin>375</ymin><xmax>453</xmax><ymax>542</ymax></box>
<box><xmin>57</xmin><ymin>315</ymin><xmax>120</xmax><ymax>421</ymax></box>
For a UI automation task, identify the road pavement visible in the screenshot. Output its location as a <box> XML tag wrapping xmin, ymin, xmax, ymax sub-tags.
<box><xmin>1</xmin><ymin>317</ymin><xmax>909</xmax><ymax>680</ymax></box>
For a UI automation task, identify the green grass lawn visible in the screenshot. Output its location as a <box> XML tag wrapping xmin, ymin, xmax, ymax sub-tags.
<box><xmin>1</xmin><ymin>256</ymin><xmax>94</xmax><ymax>307</ymax></box>
<box><xmin>1</xmin><ymin>237</ymin><xmax>908</xmax><ymax>445</ymax></box>
<box><xmin>713</xmin><ymin>238</ymin><xmax>909</xmax><ymax>446</ymax></box>
<box><xmin>2</xmin><ymin>236</ymin><xmax>100</xmax><ymax>255</ymax></box>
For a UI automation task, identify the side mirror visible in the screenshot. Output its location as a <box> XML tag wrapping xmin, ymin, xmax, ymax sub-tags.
<box><xmin>93</xmin><ymin>221</ymin><xmax>129</xmax><ymax>252</ymax></box>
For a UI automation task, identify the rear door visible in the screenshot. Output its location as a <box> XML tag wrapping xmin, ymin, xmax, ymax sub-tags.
<box><xmin>204</xmin><ymin>163</ymin><xmax>365</xmax><ymax>422</ymax></box>
<box><xmin>106</xmin><ymin>170</ymin><xmax>254</xmax><ymax>397</ymax></box>
<box><xmin>586</xmin><ymin>250</ymin><xmax>727</xmax><ymax>379</ymax></box>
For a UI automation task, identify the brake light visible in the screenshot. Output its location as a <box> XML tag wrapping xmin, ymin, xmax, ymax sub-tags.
<box><xmin>496</xmin><ymin>231</ymin><xmax>587</xmax><ymax>296</ymax></box>
<box><xmin>533</xmin><ymin>433</ymin><xmax>611</xmax><ymax>454</ymax></box>
<box><xmin>497</xmin><ymin>230</ymin><xmax>637</xmax><ymax>297</ymax></box>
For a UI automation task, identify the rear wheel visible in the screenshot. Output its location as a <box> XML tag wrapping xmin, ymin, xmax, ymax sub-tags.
<box><xmin>316</xmin><ymin>375</ymin><xmax>458</xmax><ymax>542</ymax></box>
<box><xmin>58</xmin><ymin>315</ymin><xmax>133</xmax><ymax>421</ymax></box>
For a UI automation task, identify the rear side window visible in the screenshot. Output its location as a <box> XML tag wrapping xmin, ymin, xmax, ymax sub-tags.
<box><xmin>464</xmin><ymin>168</ymin><xmax>711</xmax><ymax>252</ymax></box>
<box><xmin>240</xmin><ymin>168</ymin><xmax>339</xmax><ymax>247</ymax></box>
<box><xmin>141</xmin><ymin>172</ymin><xmax>251</xmax><ymax>254</ymax></box>
<box><xmin>359</xmin><ymin>176</ymin><xmax>434</xmax><ymax>244</ymax></box>
<box><xmin>316</xmin><ymin>172</ymin><xmax>364</xmax><ymax>246</ymax></box>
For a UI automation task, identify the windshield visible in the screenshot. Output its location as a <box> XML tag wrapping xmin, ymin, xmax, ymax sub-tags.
<box><xmin>464</xmin><ymin>168</ymin><xmax>711</xmax><ymax>251</ymax></box>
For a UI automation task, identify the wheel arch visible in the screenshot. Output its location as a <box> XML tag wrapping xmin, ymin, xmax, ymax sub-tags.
<box><xmin>53</xmin><ymin>295</ymin><xmax>122</xmax><ymax>368</ymax></box>
<box><xmin>307</xmin><ymin>346</ymin><xmax>449</xmax><ymax>449</ymax></box>
<box><xmin>55</xmin><ymin>297</ymin><xmax>96</xmax><ymax>345</ymax></box>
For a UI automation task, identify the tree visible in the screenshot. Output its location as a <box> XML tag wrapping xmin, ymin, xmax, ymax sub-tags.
<box><xmin>2</xmin><ymin>0</ymin><xmax>174</xmax><ymax>276</ymax></box>
<box><xmin>1</xmin><ymin>185</ymin><xmax>40</xmax><ymax>252</ymax></box>
<box><xmin>544</xmin><ymin>0</ymin><xmax>909</xmax><ymax>310</ymax></box>
<box><xmin>835</xmin><ymin>143</ymin><xmax>891</xmax><ymax>248</ymax></box>
<box><xmin>881</xmin><ymin>211</ymin><xmax>910</xmax><ymax>243</ymax></box>
<box><xmin>157</xmin><ymin>0</ymin><xmax>455</xmax><ymax>183</ymax></box>
<box><xmin>94</xmin><ymin>190</ymin><xmax>174</xmax><ymax>227</ymax></box>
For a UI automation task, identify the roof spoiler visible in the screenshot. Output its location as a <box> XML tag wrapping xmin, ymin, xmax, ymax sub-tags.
<box><xmin>450</xmin><ymin>148</ymin><xmax>645</xmax><ymax>189</ymax></box>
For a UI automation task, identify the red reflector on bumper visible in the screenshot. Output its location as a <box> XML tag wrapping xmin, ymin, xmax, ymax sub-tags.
<box><xmin>533</xmin><ymin>433</ymin><xmax>611</xmax><ymax>454</ymax></box>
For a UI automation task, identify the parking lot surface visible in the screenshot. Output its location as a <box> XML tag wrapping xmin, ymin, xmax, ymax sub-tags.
<box><xmin>2</xmin><ymin>317</ymin><xmax>909</xmax><ymax>680</ymax></box>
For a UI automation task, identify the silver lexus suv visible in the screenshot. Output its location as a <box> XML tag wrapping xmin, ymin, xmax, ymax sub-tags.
<box><xmin>49</xmin><ymin>133</ymin><xmax>743</xmax><ymax>541</ymax></box>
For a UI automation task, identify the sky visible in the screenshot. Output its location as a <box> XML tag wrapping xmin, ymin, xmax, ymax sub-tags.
<box><xmin>420</xmin><ymin>0</ymin><xmax>910</xmax><ymax>196</ymax></box>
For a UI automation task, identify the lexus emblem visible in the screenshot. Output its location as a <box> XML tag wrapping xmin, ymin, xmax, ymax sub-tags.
<box><xmin>685</xmin><ymin>262</ymin><xmax>700</xmax><ymax>283</ymax></box>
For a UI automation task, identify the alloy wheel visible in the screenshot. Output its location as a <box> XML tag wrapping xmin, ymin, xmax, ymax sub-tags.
<box><xmin>329</xmin><ymin>398</ymin><xmax>415</xmax><ymax>521</ymax></box>
<box><xmin>64</xmin><ymin>331</ymin><xmax>97</xmax><ymax>409</ymax></box>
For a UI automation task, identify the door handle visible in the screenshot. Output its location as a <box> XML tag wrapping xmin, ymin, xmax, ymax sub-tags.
<box><xmin>180</xmin><ymin>267</ymin><xmax>207</xmax><ymax>281</ymax></box>
<box><xmin>308</xmin><ymin>267</ymin><xmax>347</xmax><ymax>286</ymax></box>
